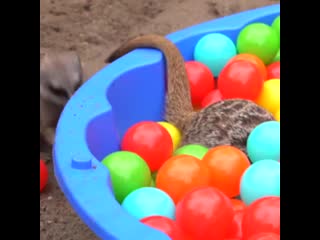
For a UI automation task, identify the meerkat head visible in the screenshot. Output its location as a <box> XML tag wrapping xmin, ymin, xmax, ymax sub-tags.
<box><xmin>40</xmin><ymin>51</ymin><xmax>83</xmax><ymax>106</ymax></box>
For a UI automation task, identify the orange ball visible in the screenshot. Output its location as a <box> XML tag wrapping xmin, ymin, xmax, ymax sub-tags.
<box><xmin>230</xmin><ymin>198</ymin><xmax>246</xmax><ymax>212</ymax></box>
<box><xmin>202</xmin><ymin>145</ymin><xmax>251</xmax><ymax>198</ymax></box>
<box><xmin>227</xmin><ymin>53</ymin><xmax>267</xmax><ymax>81</ymax></box>
<box><xmin>156</xmin><ymin>154</ymin><xmax>210</xmax><ymax>204</ymax></box>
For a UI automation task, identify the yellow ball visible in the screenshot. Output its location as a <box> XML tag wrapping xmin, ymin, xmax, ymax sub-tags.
<box><xmin>256</xmin><ymin>78</ymin><xmax>280</xmax><ymax>115</ymax></box>
<box><xmin>158</xmin><ymin>121</ymin><xmax>182</xmax><ymax>151</ymax></box>
<box><xmin>274</xmin><ymin>109</ymin><xmax>280</xmax><ymax>121</ymax></box>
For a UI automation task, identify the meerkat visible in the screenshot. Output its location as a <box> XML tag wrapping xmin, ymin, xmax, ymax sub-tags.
<box><xmin>105</xmin><ymin>34</ymin><xmax>274</xmax><ymax>155</ymax></box>
<box><xmin>40</xmin><ymin>50</ymin><xmax>83</xmax><ymax>159</ymax></box>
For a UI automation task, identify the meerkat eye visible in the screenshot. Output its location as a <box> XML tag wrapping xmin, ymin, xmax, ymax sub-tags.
<box><xmin>48</xmin><ymin>85</ymin><xmax>69</xmax><ymax>99</ymax></box>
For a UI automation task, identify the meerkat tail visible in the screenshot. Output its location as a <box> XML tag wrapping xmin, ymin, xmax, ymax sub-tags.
<box><xmin>105</xmin><ymin>34</ymin><xmax>194</xmax><ymax>130</ymax></box>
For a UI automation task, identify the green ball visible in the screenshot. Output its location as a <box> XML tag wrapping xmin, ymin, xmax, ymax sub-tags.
<box><xmin>237</xmin><ymin>23</ymin><xmax>280</xmax><ymax>65</ymax></box>
<box><xmin>102</xmin><ymin>151</ymin><xmax>151</xmax><ymax>203</ymax></box>
<box><xmin>273</xmin><ymin>49</ymin><xmax>280</xmax><ymax>62</ymax></box>
<box><xmin>174</xmin><ymin>144</ymin><xmax>209</xmax><ymax>160</ymax></box>
<box><xmin>272</xmin><ymin>16</ymin><xmax>280</xmax><ymax>37</ymax></box>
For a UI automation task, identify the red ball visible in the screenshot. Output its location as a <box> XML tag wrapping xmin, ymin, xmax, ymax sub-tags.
<box><xmin>200</xmin><ymin>89</ymin><xmax>223</xmax><ymax>108</ymax></box>
<box><xmin>218</xmin><ymin>60</ymin><xmax>264</xmax><ymax>100</ymax></box>
<box><xmin>141</xmin><ymin>216</ymin><xmax>190</xmax><ymax>240</ymax></box>
<box><xmin>176</xmin><ymin>186</ymin><xmax>234</xmax><ymax>240</ymax></box>
<box><xmin>225</xmin><ymin>210</ymin><xmax>244</xmax><ymax>239</ymax></box>
<box><xmin>227</xmin><ymin>53</ymin><xmax>268</xmax><ymax>81</ymax></box>
<box><xmin>242</xmin><ymin>197</ymin><xmax>280</xmax><ymax>240</ymax></box>
<box><xmin>266</xmin><ymin>61</ymin><xmax>280</xmax><ymax>80</ymax></box>
<box><xmin>185</xmin><ymin>61</ymin><xmax>215</xmax><ymax>108</ymax></box>
<box><xmin>40</xmin><ymin>159</ymin><xmax>48</xmax><ymax>192</ymax></box>
<box><xmin>121</xmin><ymin>121</ymin><xmax>173</xmax><ymax>172</ymax></box>
<box><xmin>247</xmin><ymin>232</ymin><xmax>280</xmax><ymax>240</ymax></box>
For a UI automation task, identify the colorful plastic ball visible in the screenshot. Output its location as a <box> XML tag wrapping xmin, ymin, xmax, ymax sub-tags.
<box><xmin>271</xmin><ymin>16</ymin><xmax>280</xmax><ymax>37</ymax></box>
<box><xmin>225</xmin><ymin>210</ymin><xmax>244</xmax><ymax>239</ymax></box>
<box><xmin>227</xmin><ymin>53</ymin><xmax>268</xmax><ymax>81</ymax></box>
<box><xmin>158</xmin><ymin>121</ymin><xmax>182</xmax><ymax>151</ymax></box>
<box><xmin>185</xmin><ymin>61</ymin><xmax>215</xmax><ymax>108</ymax></box>
<box><xmin>237</xmin><ymin>23</ymin><xmax>280</xmax><ymax>65</ymax></box>
<box><xmin>242</xmin><ymin>196</ymin><xmax>280</xmax><ymax>239</ymax></box>
<box><xmin>201</xmin><ymin>89</ymin><xmax>223</xmax><ymax>108</ymax></box>
<box><xmin>202</xmin><ymin>145</ymin><xmax>251</xmax><ymax>198</ymax></box>
<box><xmin>255</xmin><ymin>79</ymin><xmax>280</xmax><ymax>115</ymax></box>
<box><xmin>248</xmin><ymin>232</ymin><xmax>280</xmax><ymax>240</ymax></box>
<box><xmin>247</xmin><ymin>121</ymin><xmax>280</xmax><ymax>163</ymax></box>
<box><xmin>218</xmin><ymin>60</ymin><xmax>264</xmax><ymax>100</ymax></box>
<box><xmin>121</xmin><ymin>187</ymin><xmax>175</xmax><ymax>220</ymax></box>
<box><xmin>230</xmin><ymin>198</ymin><xmax>246</xmax><ymax>212</ymax></box>
<box><xmin>102</xmin><ymin>151</ymin><xmax>152</xmax><ymax>203</ymax></box>
<box><xmin>141</xmin><ymin>216</ymin><xmax>189</xmax><ymax>240</ymax></box>
<box><xmin>40</xmin><ymin>159</ymin><xmax>49</xmax><ymax>192</ymax></box>
<box><xmin>156</xmin><ymin>154</ymin><xmax>210</xmax><ymax>204</ymax></box>
<box><xmin>121</xmin><ymin>121</ymin><xmax>173</xmax><ymax>172</ymax></box>
<box><xmin>194</xmin><ymin>33</ymin><xmax>237</xmax><ymax>76</ymax></box>
<box><xmin>176</xmin><ymin>186</ymin><xmax>234</xmax><ymax>240</ymax></box>
<box><xmin>266</xmin><ymin>61</ymin><xmax>280</xmax><ymax>80</ymax></box>
<box><xmin>240</xmin><ymin>160</ymin><xmax>280</xmax><ymax>205</ymax></box>
<box><xmin>173</xmin><ymin>144</ymin><xmax>209</xmax><ymax>160</ymax></box>
<box><xmin>274</xmin><ymin>109</ymin><xmax>280</xmax><ymax>122</ymax></box>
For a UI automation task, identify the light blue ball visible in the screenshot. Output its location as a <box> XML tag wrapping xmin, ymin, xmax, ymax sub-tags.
<box><xmin>121</xmin><ymin>187</ymin><xmax>175</xmax><ymax>220</ymax></box>
<box><xmin>247</xmin><ymin>121</ymin><xmax>280</xmax><ymax>163</ymax></box>
<box><xmin>240</xmin><ymin>159</ymin><xmax>280</xmax><ymax>206</ymax></box>
<box><xmin>194</xmin><ymin>33</ymin><xmax>237</xmax><ymax>76</ymax></box>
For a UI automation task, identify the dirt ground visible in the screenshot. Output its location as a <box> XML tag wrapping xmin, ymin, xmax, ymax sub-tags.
<box><xmin>40</xmin><ymin>0</ymin><xmax>279</xmax><ymax>239</ymax></box>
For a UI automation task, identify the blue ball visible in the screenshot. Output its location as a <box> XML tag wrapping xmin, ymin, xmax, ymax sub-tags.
<box><xmin>121</xmin><ymin>187</ymin><xmax>175</xmax><ymax>220</ymax></box>
<box><xmin>194</xmin><ymin>33</ymin><xmax>237</xmax><ymax>76</ymax></box>
<box><xmin>240</xmin><ymin>159</ymin><xmax>280</xmax><ymax>206</ymax></box>
<box><xmin>247</xmin><ymin>121</ymin><xmax>280</xmax><ymax>163</ymax></box>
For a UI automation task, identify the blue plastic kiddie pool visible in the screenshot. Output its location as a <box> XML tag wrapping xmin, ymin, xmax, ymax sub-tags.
<box><xmin>53</xmin><ymin>4</ymin><xmax>280</xmax><ymax>240</ymax></box>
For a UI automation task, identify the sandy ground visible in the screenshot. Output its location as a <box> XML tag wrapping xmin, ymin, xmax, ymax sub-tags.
<box><xmin>40</xmin><ymin>0</ymin><xmax>279</xmax><ymax>239</ymax></box>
